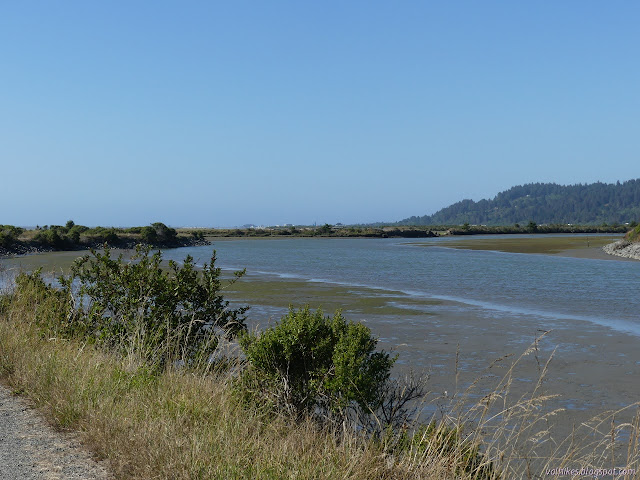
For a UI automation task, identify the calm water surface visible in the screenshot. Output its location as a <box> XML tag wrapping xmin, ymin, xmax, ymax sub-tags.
<box><xmin>4</xmin><ymin>236</ymin><xmax>640</xmax><ymax>417</ymax></box>
<box><xmin>161</xmin><ymin>236</ymin><xmax>640</xmax><ymax>336</ymax></box>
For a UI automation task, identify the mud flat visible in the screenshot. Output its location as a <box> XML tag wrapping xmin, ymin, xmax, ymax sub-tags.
<box><xmin>223</xmin><ymin>272</ymin><xmax>640</xmax><ymax>445</ymax></box>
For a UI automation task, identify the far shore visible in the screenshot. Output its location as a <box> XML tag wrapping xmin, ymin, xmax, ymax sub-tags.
<box><xmin>407</xmin><ymin>234</ymin><xmax>640</xmax><ymax>261</ymax></box>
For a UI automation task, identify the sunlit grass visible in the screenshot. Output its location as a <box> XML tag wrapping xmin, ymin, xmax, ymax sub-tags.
<box><xmin>2</xmin><ymin>281</ymin><xmax>640</xmax><ymax>479</ymax></box>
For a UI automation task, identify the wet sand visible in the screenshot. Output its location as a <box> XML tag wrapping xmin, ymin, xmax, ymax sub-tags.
<box><xmin>557</xmin><ymin>245</ymin><xmax>639</xmax><ymax>261</ymax></box>
<box><xmin>225</xmin><ymin>270</ymin><xmax>640</xmax><ymax>443</ymax></box>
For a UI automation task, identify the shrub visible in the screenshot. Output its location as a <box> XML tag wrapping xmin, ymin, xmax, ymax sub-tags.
<box><xmin>626</xmin><ymin>223</ymin><xmax>640</xmax><ymax>242</ymax></box>
<box><xmin>239</xmin><ymin>306</ymin><xmax>395</xmax><ymax>421</ymax></box>
<box><xmin>34</xmin><ymin>228</ymin><xmax>67</xmax><ymax>248</ymax></box>
<box><xmin>14</xmin><ymin>246</ymin><xmax>248</xmax><ymax>369</ymax></box>
<box><xmin>140</xmin><ymin>226</ymin><xmax>158</xmax><ymax>243</ymax></box>
<box><xmin>0</xmin><ymin>224</ymin><xmax>24</xmax><ymax>248</ymax></box>
<box><xmin>12</xmin><ymin>269</ymin><xmax>76</xmax><ymax>336</ymax></box>
<box><xmin>151</xmin><ymin>222</ymin><xmax>177</xmax><ymax>242</ymax></box>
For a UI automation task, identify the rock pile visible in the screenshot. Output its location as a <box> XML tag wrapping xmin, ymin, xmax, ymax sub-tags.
<box><xmin>602</xmin><ymin>240</ymin><xmax>640</xmax><ymax>261</ymax></box>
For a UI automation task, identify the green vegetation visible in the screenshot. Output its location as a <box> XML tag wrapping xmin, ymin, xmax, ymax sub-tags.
<box><xmin>48</xmin><ymin>246</ymin><xmax>246</xmax><ymax>366</ymax></box>
<box><xmin>0</xmin><ymin>221</ymin><xmax>206</xmax><ymax>256</ymax></box>
<box><xmin>400</xmin><ymin>179</ymin><xmax>640</xmax><ymax>226</ymax></box>
<box><xmin>181</xmin><ymin>223</ymin><xmax>630</xmax><ymax>239</ymax></box>
<box><xmin>239</xmin><ymin>306</ymin><xmax>396</xmax><ymax>421</ymax></box>
<box><xmin>1</xmin><ymin>249</ymin><xmax>500</xmax><ymax>479</ymax></box>
<box><xmin>2</xmin><ymin>250</ymin><xmax>640</xmax><ymax>478</ymax></box>
<box><xmin>433</xmin><ymin>223</ymin><xmax>627</xmax><ymax>236</ymax></box>
<box><xmin>1</xmin><ymin>219</ymin><xmax>632</xmax><ymax>259</ymax></box>
<box><xmin>0</xmin><ymin>224</ymin><xmax>24</xmax><ymax>249</ymax></box>
<box><xmin>626</xmin><ymin>223</ymin><xmax>640</xmax><ymax>242</ymax></box>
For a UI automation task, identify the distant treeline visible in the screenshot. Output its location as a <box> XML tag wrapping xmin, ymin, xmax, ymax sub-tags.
<box><xmin>2</xmin><ymin>220</ymin><xmax>634</xmax><ymax>258</ymax></box>
<box><xmin>399</xmin><ymin>180</ymin><xmax>640</xmax><ymax>226</ymax></box>
<box><xmin>443</xmin><ymin>222</ymin><xmax>632</xmax><ymax>236</ymax></box>
<box><xmin>185</xmin><ymin>223</ymin><xmax>630</xmax><ymax>238</ymax></box>
<box><xmin>0</xmin><ymin>221</ymin><xmax>208</xmax><ymax>256</ymax></box>
<box><xmin>190</xmin><ymin>224</ymin><xmax>437</xmax><ymax>238</ymax></box>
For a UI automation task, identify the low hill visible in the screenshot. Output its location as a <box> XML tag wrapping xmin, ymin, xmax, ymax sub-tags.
<box><xmin>399</xmin><ymin>180</ymin><xmax>640</xmax><ymax>226</ymax></box>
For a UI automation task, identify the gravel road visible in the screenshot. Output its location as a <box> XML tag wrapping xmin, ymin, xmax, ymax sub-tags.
<box><xmin>0</xmin><ymin>384</ymin><xmax>112</xmax><ymax>480</ymax></box>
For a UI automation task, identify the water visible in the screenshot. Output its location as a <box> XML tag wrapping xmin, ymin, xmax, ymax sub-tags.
<box><xmin>160</xmin><ymin>236</ymin><xmax>640</xmax><ymax>336</ymax></box>
<box><xmin>163</xmin><ymin>237</ymin><xmax>640</xmax><ymax>424</ymax></box>
<box><xmin>3</xmin><ymin>236</ymin><xmax>640</xmax><ymax>421</ymax></box>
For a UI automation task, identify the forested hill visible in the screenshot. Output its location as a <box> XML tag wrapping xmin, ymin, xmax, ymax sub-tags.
<box><xmin>399</xmin><ymin>180</ymin><xmax>640</xmax><ymax>226</ymax></box>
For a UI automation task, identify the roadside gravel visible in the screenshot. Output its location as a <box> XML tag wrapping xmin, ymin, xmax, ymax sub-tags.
<box><xmin>0</xmin><ymin>384</ymin><xmax>112</xmax><ymax>480</ymax></box>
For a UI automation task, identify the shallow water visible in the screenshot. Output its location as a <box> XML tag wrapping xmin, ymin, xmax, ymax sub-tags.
<box><xmin>3</xmin><ymin>236</ymin><xmax>639</xmax><ymax>420</ymax></box>
<box><xmin>157</xmin><ymin>236</ymin><xmax>640</xmax><ymax>336</ymax></box>
<box><xmin>156</xmin><ymin>237</ymin><xmax>640</xmax><ymax>433</ymax></box>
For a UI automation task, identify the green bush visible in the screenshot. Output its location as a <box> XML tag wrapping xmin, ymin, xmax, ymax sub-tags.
<box><xmin>239</xmin><ymin>306</ymin><xmax>395</xmax><ymax>420</ymax></box>
<box><xmin>139</xmin><ymin>223</ymin><xmax>177</xmax><ymax>245</ymax></box>
<box><xmin>13</xmin><ymin>246</ymin><xmax>248</xmax><ymax>369</ymax></box>
<box><xmin>140</xmin><ymin>226</ymin><xmax>158</xmax><ymax>243</ymax></box>
<box><xmin>12</xmin><ymin>269</ymin><xmax>76</xmax><ymax>336</ymax></box>
<box><xmin>0</xmin><ymin>224</ymin><xmax>24</xmax><ymax>248</ymax></box>
<box><xmin>626</xmin><ymin>223</ymin><xmax>640</xmax><ymax>242</ymax></box>
<box><xmin>72</xmin><ymin>246</ymin><xmax>248</xmax><ymax>366</ymax></box>
<box><xmin>34</xmin><ymin>228</ymin><xmax>67</xmax><ymax>248</ymax></box>
<box><xmin>0</xmin><ymin>233</ymin><xmax>14</xmax><ymax>249</ymax></box>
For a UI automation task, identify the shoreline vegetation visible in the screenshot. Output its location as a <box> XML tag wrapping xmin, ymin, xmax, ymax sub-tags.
<box><xmin>601</xmin><ymin>223</ymin><xmax>640</xmax><ymax>261</ymax></box>
<box><xmin>2</xmin><ymin>248</ymin><xmax>640</xmax><ymax>479</ymax></box>
<box><xmin>0</xmin><ymin>221</ymin><xmax>209</xmax><ymax>258</ymax></box>
<box><xmin>1</xmin><ymin>220</ymin><xmax>634</xmax><ymax>258</ymax></box>
<box><xmin>188</xmin><ymin>222</ymin><xmax>631</xmax><ymax>238</ymax></box>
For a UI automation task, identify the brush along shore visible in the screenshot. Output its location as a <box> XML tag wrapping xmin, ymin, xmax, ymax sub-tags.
<box><xmin>603</xmin><ymin>225</ymin><xmax>640</xmax><ymax>260</ymax></box>
<box><xmin>1</xmin><ymin>249</ymin><xmax>639</xmax><ymax>479</ymax></box>
<box><xmin>0</xmin><ymin>221</ymin><xmax>208</xmax><ymax>258</ymax></box>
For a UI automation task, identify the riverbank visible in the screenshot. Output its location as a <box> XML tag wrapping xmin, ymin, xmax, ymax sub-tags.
<box><xmin>3</xmin><ymin>237</ymin><xmax>640</xmax><ymax>477</ymax></box>
<box><xmin>224</xmin><ymin>273</ymin><xmax>640</xmax><ymax>436</ymax></box>
<box><xmin>602</xmin><ymin>240</ymin><xmax>640</xmax><ymax>261</ymax></box>
<box><xmin>0</xmin><ymin>222</ymin><xmax>209</xmax><ymax>259</ymax></box>
<box><xmin>0</xmin><ymin>236</ymin><xmax>210</xmax><ymax>259</ymax></box>
<box><xmin>2</xmin><ymin>285</ymin><xmax>638</xmax><ymax>478</ymax></box>
<box><xmin>408</xmin><ymin>234</ymin><xmax>624</xmax><ymax>258</ymax></box>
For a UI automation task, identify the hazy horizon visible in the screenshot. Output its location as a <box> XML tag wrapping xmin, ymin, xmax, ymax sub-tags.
<box><xmin>8</xmin><ymin>177</ymin><xmax>638</xmax><ymax>230</ymax></box>
<box><xmin>2</xmin><ymin>3</ymin><xmax>639</xmax><ymax>227</ymax></box>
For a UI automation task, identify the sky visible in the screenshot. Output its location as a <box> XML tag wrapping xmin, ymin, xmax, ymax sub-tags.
<box><xmin>1</xmin><ymin>2</ymin><xmax>639</xmax><ymax>227</ymax></box>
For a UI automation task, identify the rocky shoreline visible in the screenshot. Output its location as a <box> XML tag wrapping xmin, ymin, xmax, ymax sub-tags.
<box><xmin>602</xmin><ymin>240</ymin><xmax>640</xmax><ymax>261</ymax></box>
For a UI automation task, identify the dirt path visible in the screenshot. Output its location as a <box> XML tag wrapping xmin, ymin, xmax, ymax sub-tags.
<box><xmin>0</xmin><ymin>384</ymin><xmax>112</xmax><ymax>480</ymax></box>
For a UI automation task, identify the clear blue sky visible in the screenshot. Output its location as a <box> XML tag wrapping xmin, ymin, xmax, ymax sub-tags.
<box><xmin>2</xmin><ymin>2</ymin><xmax>639</xmax><ymax>227</ymax></box>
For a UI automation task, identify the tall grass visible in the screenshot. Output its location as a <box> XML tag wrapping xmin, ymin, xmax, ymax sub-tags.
<box><xmin>1</xmin><ymin>275</ymin><xmax>639</xmax><ymax>479</ymax></box>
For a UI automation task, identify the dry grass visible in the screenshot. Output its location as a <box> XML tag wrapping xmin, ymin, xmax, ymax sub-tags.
<box><xmin>1</xmin><ymin>282</ymin><xmax>640</xmax><ymax>479</ymax></box>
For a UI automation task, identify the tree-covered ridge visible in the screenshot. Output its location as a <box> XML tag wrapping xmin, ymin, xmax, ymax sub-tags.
<box><xmin>399</xmin><ymin>180</ymin><xmax>640</xmax><ymax>226</ymax></box>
